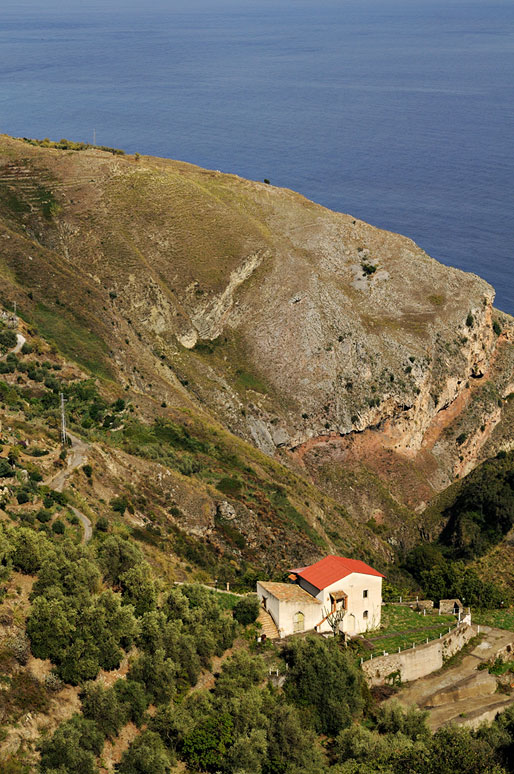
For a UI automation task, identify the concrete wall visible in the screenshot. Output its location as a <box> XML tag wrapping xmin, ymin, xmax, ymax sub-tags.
<box><xmin>362</xmin><ymin>623</ymin><xmax>476</xmax><ymax>686</ymax></box>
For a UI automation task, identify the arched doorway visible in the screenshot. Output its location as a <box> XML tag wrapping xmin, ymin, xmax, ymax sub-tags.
<box><xmin>293</xmin><ymin>611</ymin><xmax>305</xmax><ymax>633</ymax></box>
<box><xmin>346</xmin><ymin>614</ymin><xmax>356</xmax><ymax>633</ymax></box>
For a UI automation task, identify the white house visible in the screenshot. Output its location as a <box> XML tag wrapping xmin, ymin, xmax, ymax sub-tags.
<box><xmin>256</xmin><ymin>555</ymin><xmax>384</xmax><ymax>638</ymax></box>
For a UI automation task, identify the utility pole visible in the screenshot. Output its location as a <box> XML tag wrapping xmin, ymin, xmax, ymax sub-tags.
<box><xmin>60</xmin><ymin>392</ymin><xmax>67</xmax><ymax>447</ymax></box>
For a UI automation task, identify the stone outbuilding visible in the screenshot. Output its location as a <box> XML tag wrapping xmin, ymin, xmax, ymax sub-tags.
<box><xmin>439</xmin><ymin>598</ymin><xmax>464</xmax><ymax>616</ymax></box>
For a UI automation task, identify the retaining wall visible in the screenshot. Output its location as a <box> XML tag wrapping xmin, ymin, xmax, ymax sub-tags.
<box><xmin>362</xmin><ymin>623</ymin><xmax>476</xmax><ymax>686</ymax></box>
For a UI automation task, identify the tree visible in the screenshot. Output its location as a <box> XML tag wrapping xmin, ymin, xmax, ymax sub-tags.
<box><xmin>26</xmin><ymin>595</ymin><xmax>75</xmax><ymax>661</ymax></box>
<box><xmin>11</xmin><ymin>527</ymin><xmax>49</xmax><ymax>574</ymax></box>
<box><xmin>282</xmin><ymin>636</ymin><xmax>366</xmax><ymax>735</ymax></box>
<box><xmin>117</xmin><ymin>730</ymin><xmax>173</xmax><ymax>774</ymax></box>
<box><xmin>120</xmin><ymin>562</ymin><xmax>157</xmax><ymax>616</ymax></box>
<box><xmin>428</xmin><ymin>724</ymin><xmax>502</xmax><ymax>774</ymax></box>
<box><xmin>51</xmin><ymin>519</ymin><xmax>65</xmax><ymax>534</ymax></box>
<box><xmin>182</xmin><ymin>713</ymin><xmax>234</xmax><ymax>773</ymax></box>
<box><xmin>213</xmin><ymin>651</ymin><xmax>266</xmax><ymax>699</ymax></box>
<box><xmin>266</xmin><ymin>701</ymin><xmax>325</xmax><ymax>774</ymax></box>
<box><xmin>39</xmin><ymin>714</ymin><xmax>103</xmax><ymax>774</ymax></box>
<box><xmin>80</xmin><ymin>682</ymin><xmax>125</xmax><ymax>740</ymax></box>
<box><xmin>129</xmin><ymin>648</ymin><xmax>176</xmax><ymax>704</ymax></box>
<box><xmin>323</xmin><ymin>604</ymin><xmax>346</xmax><ymax>636</ymax></box>
<box><xmin>97</xmin><ymin>535</ymin><xmax>143</xmax><ymax>584</ymax></box>
<box><xmin>113</xmin><ymin>679</ymin><xmax>148</xmax><ymax>726</ymax></box>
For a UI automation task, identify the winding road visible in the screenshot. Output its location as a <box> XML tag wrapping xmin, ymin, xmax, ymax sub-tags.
<box><xmin>1</xmin><ymin>331</ymin><xmax>93</xmax><ymax>542</ymax></box>
<box><xmin>46</xmin><ymin>432</ymin><xmax>93</xmax><ymax>543</ymax></box>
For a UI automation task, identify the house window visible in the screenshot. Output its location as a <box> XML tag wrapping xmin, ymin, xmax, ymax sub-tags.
<box><xmin>293</xmin><ymin>611</ymin><xmax>305</xmax><ymax>633</ymax></box>
<box><xmin>363</xmin><ymin>590</ymin><xmax>368</xmax><ymax>598</ymax></box>
<box><xmin>363</xmin><ymin>610</ymin><xmax>368</xmax><ymax>619</ymax></box>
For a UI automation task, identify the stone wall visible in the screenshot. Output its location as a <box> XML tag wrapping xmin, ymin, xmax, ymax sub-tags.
<box><xmin>440</xmin><ymin>598</ymin><xmax>464</xmax><ymax>615</ymax></box>
<box><xmin>362</xmin><ymin>623</ymin><xmax>476</xmax><ymax>686</ymax></box>
<box><xmin>410</xmin><ymin>600</ymin><xmax>434</xmax><ymax>611</ymax></box>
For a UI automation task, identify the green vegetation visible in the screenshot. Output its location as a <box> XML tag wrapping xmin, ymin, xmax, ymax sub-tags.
<box><xmin>365</xmin><ymin>604</ymin><xmax>457</xmax><ymax>657</ymax></box>
<box><xmin>361</xmin><ymin>262</ymin><xmax>377</xmax><ymax>276</ymax></box>
<box><xmin>473</xmin><ymin>608</ymin><xmax>514</xmax><ymax>631</ymax></box>
<box><xmin>0</xmin><ymin>328</ymin><xmax>17</xmax><ymax>353</ymax></box>
<box><xmin>33</xmin><ymin>303</ymin><xmax>113</xmax><ymax>379</ymax></box>
<box><xmin>234</xmin><ymin>367</ymin><xmax>268</xmax><ymax>393</ymax></box>
<box><xmin>402</xmin><ymin>451</ymin><xmax>514</xmax><ymax>605</ymax></box>
<box><xmin>232</xmin><ymin>594</ymin><xmax>260</xmax><ymax>626</ymax></box>
<box><xmin>404</xmin><ymin>545</ymin><xmax>506</xmax><ymax>608</ymax></box>
<box><xmin>437</xmin><ymin>450</ymin><xmax>514</xmax><ymax>559</ymax></box>
<box><xmin>22</xmin><ymin>136</ymin><xmax>125</xmax><ymax>155</ymax></box>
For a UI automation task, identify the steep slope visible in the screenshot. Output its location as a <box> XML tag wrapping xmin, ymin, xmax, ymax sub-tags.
<box><xmin>0</xmin><ymin>135</ymin><xmax>512</xmax><ymax>536</ymax></box>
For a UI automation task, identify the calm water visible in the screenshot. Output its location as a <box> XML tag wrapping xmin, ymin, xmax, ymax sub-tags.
<box><xmin>1</xmin><ymin>0</ymin><xmax>513</xmax><ymax>312</ymax></box>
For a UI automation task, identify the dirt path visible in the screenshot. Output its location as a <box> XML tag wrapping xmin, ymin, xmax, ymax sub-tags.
<box><xmin>173</xmin><ymin>581</ymin><xmax>244</xmax><ymax>597</ymax></box>
<box><xmin>45</xmin><ymin>432</ymin><xmax>93</xmax><ymax>543</ymax></box>
<box><xmin>12</xmin><ymin>333</ymin><xmax>25</xmax><ymax>354</ymax></box>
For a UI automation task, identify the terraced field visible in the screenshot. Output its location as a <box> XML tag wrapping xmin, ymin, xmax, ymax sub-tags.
<box><xmin>366</xmin><ymin>604</ymin><xmax>458</xmax><ymax>657</ymax></box>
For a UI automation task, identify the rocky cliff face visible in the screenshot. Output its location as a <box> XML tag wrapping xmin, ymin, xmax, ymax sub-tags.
<box><xmin>0</xmin><ymin>135</ymin><xmax>512</xmax><ymax>522</ymax></box>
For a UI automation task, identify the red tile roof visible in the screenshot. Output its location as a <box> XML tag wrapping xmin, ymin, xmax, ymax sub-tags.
<box><xmin>292</xmin><ymin>556</ymin><xmax>384</xmax><ymax>590</ymax></box>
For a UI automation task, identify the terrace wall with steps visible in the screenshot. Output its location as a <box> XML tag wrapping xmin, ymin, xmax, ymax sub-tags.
<box><xmin>257</xmin><ymin>608</ymin><xmax>280</xmax><ymax>640</ymax></box>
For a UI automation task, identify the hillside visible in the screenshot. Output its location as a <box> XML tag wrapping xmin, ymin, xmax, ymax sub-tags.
<box><xmin>0</xmin><ymin>135</ymin><xmax>513</xmax><ymax>772</ymax></box>
<box><xmin>0</xmin><ymin>134</ymin><xmax>512</xmax><ymax>557</ymax></box>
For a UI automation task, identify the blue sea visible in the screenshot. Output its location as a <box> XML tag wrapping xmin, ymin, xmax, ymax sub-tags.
<box><xmin>1</xmin><ymin>0</ymin><xmax>513</xmax><ymax>313</ymax></box>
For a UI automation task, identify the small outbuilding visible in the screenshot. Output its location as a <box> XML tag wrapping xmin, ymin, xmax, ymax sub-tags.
<box><xmin>439</xmin><ymin>598</ymin><xmax>464</xmax><ymax>616</ymax></box>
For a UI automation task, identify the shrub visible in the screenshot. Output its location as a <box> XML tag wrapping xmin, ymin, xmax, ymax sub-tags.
<box><xmin>493</xmin><ymin>320</ymin><xmax>502</xmax><ymax>336</ymax></box>
<box><xmin>44</xmin><ymin>672</ymin><xmax>64</xmax><ymax>692</ymax></box>
<box><xmin>216</xmin><ymin>478</ymin><xmax>242</xmax><ymax>496</ymax></box>
<box><xmin>0</xmin><ymin>329</ymin><xmax>17</xmax><ymax>350</ymax></box>
<box><xmin>95</xmin><ymin>516</ymin><xmax>109</xmax><ymax>532</ymax></box>
<box><xmin>0</xmin><ymin>458</ymin><xmax>14</xmax><ymax>478</ymax></box>
<box><xmin>51</xmin><ymin>520</ymin><xmax>65</xmax><ymax>534</ymax></box>
<box><xmin>111</xmin><ymin>496</ymin><xmax>128</xmax><ymax>515</ymax></box>
<box><xmin>37</xmin><ymin>509</ymin><xmax>52</xmax><ymax>523</ymax></box>
<box><xmin>82</xmin><ymin>464</ymin><xmax>93</xmax><ymax>479</ymax></box>
<box><xmin>8</xmin><ymin>633</ymin><xmax>30</xmax><ymax>665</ymax></box>
<box><xmin>233</xmin><ymin>595</ymin><xmax>260</xmax><ymax>626</ymax></box>
<box><xmin>466</xmin><ymin>312</ymin><xmax>474</xmax><ymax>328</ymax></box>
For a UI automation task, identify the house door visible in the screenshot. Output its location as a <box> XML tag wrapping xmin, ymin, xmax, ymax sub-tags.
<box><xmin>346</xmin><ymin>614</ymin><xmax>356</xmax><ymax>633</ymax></box>
<box><xmin>293</xmin><ymin>611</ymin><xmax>305</xmax><ymax>633</ymax></box>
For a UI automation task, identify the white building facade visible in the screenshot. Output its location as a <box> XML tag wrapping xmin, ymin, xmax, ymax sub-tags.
<box><xmin>257</xmin><ymin>556</ymin><xmax>384</xmax><ymax>638</ymax></box>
